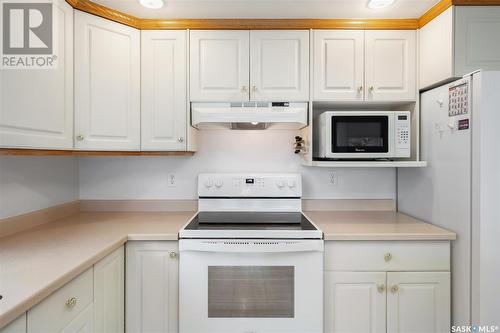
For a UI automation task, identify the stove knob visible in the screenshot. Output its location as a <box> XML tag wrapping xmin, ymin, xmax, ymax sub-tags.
<box><xmin>205</xmin><ymin>179</ymin><xmax>214</xmax><ymax>188</ymax></box>
<box><xmin>276</xmin><ymin>180</ymin><xmax>285</xmax><ymax>189</ymax></box>
<box><xmin>287</xmin><ymin>179</ymin><xmax>296</xmax><ymax>188</ymax></box>
<box><xmin>215</xmin><ymin>179</ymin><xmax>223</xmax><ymax>188</ymax></box>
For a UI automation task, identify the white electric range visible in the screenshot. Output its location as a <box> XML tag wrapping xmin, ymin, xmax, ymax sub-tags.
<box><xmin>179</xmin><ymin>173</ymin><xmax>323</xmax><ymax>333</ymax></box>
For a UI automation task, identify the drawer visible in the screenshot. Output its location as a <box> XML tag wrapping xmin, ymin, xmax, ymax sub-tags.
<box><xmin>27</xmin><ymin>268</ymin><xmax>93</xmax><ymax>333</ymax></box>
<box><xmin>325</xmin><ymin>241</ymin><xmax>450</xmax><ymax>271</ymax></box>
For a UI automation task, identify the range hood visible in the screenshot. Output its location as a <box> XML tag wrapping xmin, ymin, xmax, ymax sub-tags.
<box><xmin>191</xmin><ymin>102</ymin><xmax>308</xmax><ymax>130</ymax></box>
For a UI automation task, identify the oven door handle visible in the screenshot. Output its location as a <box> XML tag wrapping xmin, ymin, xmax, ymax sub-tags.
<box><xmin>179</xmin><ymin>239</ymin><xmax>324</xmax><ymax>253</ymax></box>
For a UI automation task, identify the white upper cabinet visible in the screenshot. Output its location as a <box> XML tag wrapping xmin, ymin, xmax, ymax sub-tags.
<box><xmin>74</xmin><ymin>11</ymin><xmax>140</xmax><ymax>151</ymax></box>
<box><xmin>141</xmin><ymin>30</ymin><xmax>187</xmax><ymax>151</ymax></box>
<box><xmin>0</xmin><ymin>0</ymin><xmax>73</xmax><ymax>149</ymax></box>
<box><xmin>313</xmin><ymin>30</ymin><xmax>364</xmax><ymax>101</ymax></box>
<box><xmin>325</xmin><ymin>272</ymin><xmax>386</xmax><ymax>333</ymax></box>
<box><xmin>365</xmin><ymin>30</ymin><xmax>416</xmax><ymax>101</ymax></box>
<box><xmin>190</xmin><ymin>30</ymin><xmax>249</xmax><ymax>102</ymax></box>
<box><xmin>420</xmin><ymin>7</ymin><xmax>500</xmax><ymax>89</ymax></box>
<box><xmin>387</xmin><ymin>272</ymin><xmax>451</xmax><ymax>333</ymax></box>
<box><xmin>250</xmin><ymin>30</ymin><xmax>309</xmax><ymax>101</ymax></box>
<box><xmin>419</xmin><ymin>7</ymin><xmax>454</xmax><ymax>89</ymax></box>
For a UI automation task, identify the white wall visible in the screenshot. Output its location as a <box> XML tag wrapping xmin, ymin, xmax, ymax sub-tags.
<box><xmin>79</xmin><ymin>130</ymin><xmax>396</xmax><ymax>200</ymax></box>
<box><xmin>0</xmin><ymin>156</ymin><xmax>79</xmax><ymax>218</ymax></box>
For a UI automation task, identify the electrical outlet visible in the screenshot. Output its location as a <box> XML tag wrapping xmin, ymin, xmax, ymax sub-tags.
<box><xmin>167</xmin><ymin>173</ymin><xmax>176</xmax><ymax>187</ymax></box>
<box><xmin>328</xmin><ymin>170</ymin><xmax>339</xmax><ymax>186</ymax></box>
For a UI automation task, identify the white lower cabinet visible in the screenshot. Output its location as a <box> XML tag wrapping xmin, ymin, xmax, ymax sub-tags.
<box><xmin>325</xmin><ymin>272</ymin><xmax>386</xmax><ymax>333</ymax></box>
<box><xmin>94</xmin><ymin>247</ymin><xmax>125</xmax><ymax>333</ymax></box>
<box><xmin>60</xmin><ymin>304</ymin><xmax>94</xmax><ymax>333</ymax></box>
<box><xmin>0</xmin><ymin>314</ymin><xmax>26</xmax><ymax>333</ymax></box>
<box><xmin>27</xmin><ymin>268</ymin><xmax>94</xmax><ymax>333</ymax></box>
<box><xmin>387</xmin><ymin>272</ymin><xmax>451</xmax><ymax>333</ymax></box>
<box><xmin>126</xmin><ymin>241</ymin><xmax>179</xmax><ymax>333</ymax></box>
<box><xmin>325</xmin><ymin>241</ymin><xmax>451</xmax><ymax>333</ymax></box>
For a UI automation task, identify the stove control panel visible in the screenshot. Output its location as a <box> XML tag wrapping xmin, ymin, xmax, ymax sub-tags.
<box><xmin>198</xmin><ymin>173</ymin><xmax>302</xmax><ymax>197</ymax></box>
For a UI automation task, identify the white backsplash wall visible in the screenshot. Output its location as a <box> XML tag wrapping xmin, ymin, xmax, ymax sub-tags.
<box><xmin>0</xmin><ymin>156</ymin><xmax>79</xmax><ymax>218</ymax></box>
<box><xmin>79</xmin><ymin>130</ymin><xmax>396</xmax><ymax>200</ymax></box>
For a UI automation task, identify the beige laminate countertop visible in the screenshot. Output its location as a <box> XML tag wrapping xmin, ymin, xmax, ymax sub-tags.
<box><xmin>0</xmin><ymin>211</ymin><xmax>196</xmax><ymax>328</ymax></box>
<box><xmin>0</xmin><ymin>210</ymin><xmax>455</xmax><ymax>328</ymax></box>
<box><xmin>304</xmin><ymin>210</ymin><xmax>457</xmax><ymax>241</ymax></box>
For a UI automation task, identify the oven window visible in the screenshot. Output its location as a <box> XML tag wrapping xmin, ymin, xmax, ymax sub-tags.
<box><xmin>332</xmin><ymin>116</ymin><xmax>389</xmax><ymax>153</ymax></box>
<box><xmin>207</xmin><ymin>266</ymin><xmax>294</xmax><ymax>318</ymax></box>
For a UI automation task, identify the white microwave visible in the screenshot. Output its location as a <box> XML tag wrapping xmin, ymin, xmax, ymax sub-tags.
<box><xmin>316</xmin><ymin>111</ymin><xmax>411</xmax><ymax>159</ymax></box>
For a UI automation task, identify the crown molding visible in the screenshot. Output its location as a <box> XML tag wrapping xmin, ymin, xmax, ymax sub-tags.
<box><xmin>64</xmin><ymin>0</ymin><xmax>500</xmax><ymax>31</ymax></box>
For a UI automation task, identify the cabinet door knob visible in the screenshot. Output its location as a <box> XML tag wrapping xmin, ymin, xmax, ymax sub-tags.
<box><xmin>252</xmin><ymin>85</ymin><xmax>258</xmax><ymax>92</ymax></box>
<box><xmin>369</xmin><ymin>86</ymin><xmax>375</xmax><ymax>92</ymax></box>
<box><xmin>76</xmin><ymin>135</ymin><xmax>84</xmax><ymax>141</ymax></box>
<box><xmin>357</xmin><ymin>86</ymin><xmax>363</xmax><ymax>92</ymax></box>
<box><xmin>65</xmin><ymin>296</ymin><xmax>77</xmax><ymax>308</ymax></box>
<box><xmin>377</xmin><ymin>284</ymin><xmax>386</xmax><ymax>293</ymax></box>
<box><xmin>169</xmin><ymin>251</ymin><xmax>177</xmax><ymax>259</ymax></box>
<box><xmin>241</xmin><ymin>86</ymin><xmax>248</xmax><ymax>92</ymax></box>
<box><xmin>177</xmin><ymin>137</ymin><xmax>184</xmax><ymax>143</ymax></box>
<box><xmin>384</xmin><ymin>253</ymin><xmax>392</xmax><ymax>262</ymax></box>
<box><xmin>390</xmin><ymin>285</ymin><xmax>399</xmax><ymax>294</ymax></box>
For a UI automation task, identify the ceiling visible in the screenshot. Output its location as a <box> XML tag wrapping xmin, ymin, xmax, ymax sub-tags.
<box><xmin>92</xmin><ymin>0</ymin><xmax>440</xmax><ymax>19</ymax></box>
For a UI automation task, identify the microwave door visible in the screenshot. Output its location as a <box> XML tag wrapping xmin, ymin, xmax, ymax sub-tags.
<box><xmin>331</xmin><ymin>116</ymin><xmax>389</xmax><ymax>158</ymax></box>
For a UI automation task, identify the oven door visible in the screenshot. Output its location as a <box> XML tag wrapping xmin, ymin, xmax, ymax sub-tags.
<box><xmin>327</xmin><ymin>114</ymin><xmax>395</xmax><ymax>159</ymax></box>
<box><xmin>179</xmin><ymin>239</ymin><xmax>323</xmax><ymax>333</ymax></box>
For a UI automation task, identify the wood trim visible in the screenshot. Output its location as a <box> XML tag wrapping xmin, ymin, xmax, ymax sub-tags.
<box><xmin>138</xmin><ymin>18</ymin><xmax>419</xmax><ymax>30</ymax></box>
<box><xmin>453</xmin><ymin>0</ymin><xmax>500</xmax><ymax>5</ymax></box>
<box><xmin>0</xmin><ymin>149</ymin><xmax>195</xmax><ymax>156</ymax></box>
<box><xmin>0</xmin><ymin>201</ymin><xmax>80</xmax><ymax>238</ymax></box>
<box><xmin>65</xmin><ymin>0</ymin><xmax>500</xmax><ymax>31</ymax></box>
<box><xmin>68</xmin><ymin>0</ymin><xmax>139</xmax><ymax>27</ymax></box>
<box><xmin>418</xmin><ymin>0</ymin><xmax>453</xmax><ymax>28</ymax></box>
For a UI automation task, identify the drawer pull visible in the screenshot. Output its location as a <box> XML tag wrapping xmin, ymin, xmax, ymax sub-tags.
<box><xmin>384</xmin><ymin>253</ymin><xmax>392</xmax><ymax>262</ymax></box>
<box><xmin>65</xmin><ymin>296</ymin><xmax>77</xmax><ymax>308</ymax></box>
<box><xmin>390</xmin><ymin>285</ymin><xmax>399</xmax><ymax>294</ymax></box>
<box><xmin>169</xmin><ymin>251</ymin><xmax>177</xmax><ymax>259</ymax></box>
<box><xmin>377</xmin><ymin>284</ymin><xmax>385</xmax><ymax>293</ymax></box>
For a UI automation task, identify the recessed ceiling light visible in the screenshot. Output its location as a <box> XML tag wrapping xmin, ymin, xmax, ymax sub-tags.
<box><xmin>139</xmin><ymin>0</ymin><xmax>164</xmax><ymax>9</ymax></box>
<box><xmin>367</xmin><ymin>0</ymin><xmax>395</xmax><ymax>9</ymax></box>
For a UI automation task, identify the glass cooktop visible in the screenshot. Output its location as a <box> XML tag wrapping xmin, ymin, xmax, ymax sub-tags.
<box><xmin>184</xmin><ymin>212</ymin><xmax>317</xmax><ymax>231</ymax></box>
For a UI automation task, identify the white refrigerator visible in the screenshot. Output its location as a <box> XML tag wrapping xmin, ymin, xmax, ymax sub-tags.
<box><xmin>398</xmin><ymin>70</ymin><xmax>500</xmax><ymax>327</ymax></box>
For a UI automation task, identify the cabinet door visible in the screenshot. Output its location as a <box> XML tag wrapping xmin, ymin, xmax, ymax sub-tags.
<box><xmin>419</xmin><ymin>7</ymin><xmax>454</xmax><ymax>89</ymax></box>
<box><xmin>454</xmin><ymin>7</ymin><xmax>500</xmax><ymax>76</ymax></box>
<box><xmin>0</xmin><ymin>0</ymin><xmax>73</xmax><ymax>149</ymax></box>
<box><xmin>94</xmin><ymin>246</ymin><xmax>124</xmax><ymax>333</ymax></box>
<box><xmin>60</xmin><ymin>305</ymin><xmax>94</xmax><ymax>333</ymax></box>
<box><xmin>190</xmin><ymin>30</ymin><xmax>249</xmax><ymax>102</ymax></box>
<box><xmin>141</xmin><ymin>30</ymin><xmax>187</xmax><ymax>151</ymax></box>
<box><xmin>250</xmin><ymin>30</ymin><xmax>309</xmax><ymax>101</ymax></box>
<box><xmin>74</xmin><ymin>11</ymin><xmax>140</xmax><ymax>151</ymax></box>
<box><xmin>365</xmin><ymin>30</ymin><xmax>416</xmax><ymax>101</ymax></box>
<box><xmin>387</xmin><ymin>272</ymin><xmax>451</xmax><ymax>333</ymax></box>
<box><xmin>0</xmin><ymin>313</ymin><xmax>26</xmax><ymax>333</ymax></box>
<box><xmin>325</xmin><ymin>272</ymin><xmax>386</xmax><ymax>333</ymax></box>
<box><xmin>313</xmin><ymin>30</ymin><xmax>364</xmax><ymax>101</ymax></box>
<box><xmin>126</xmin><ymin>241</ymin><xmax>179</xmax><ymax>333</ymax></box>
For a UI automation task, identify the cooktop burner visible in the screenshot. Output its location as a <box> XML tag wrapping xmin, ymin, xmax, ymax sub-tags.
<box><xmin>185</xmin><ymin>212</ymin><xmax>317</xmax><ymax>231</ymax></box>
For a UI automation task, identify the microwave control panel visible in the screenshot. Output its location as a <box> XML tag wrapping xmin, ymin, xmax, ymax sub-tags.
<box><xmin>395</xmin><ymin>112</ymin><xmax>411</xmax><ymax>157</ymax></box>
